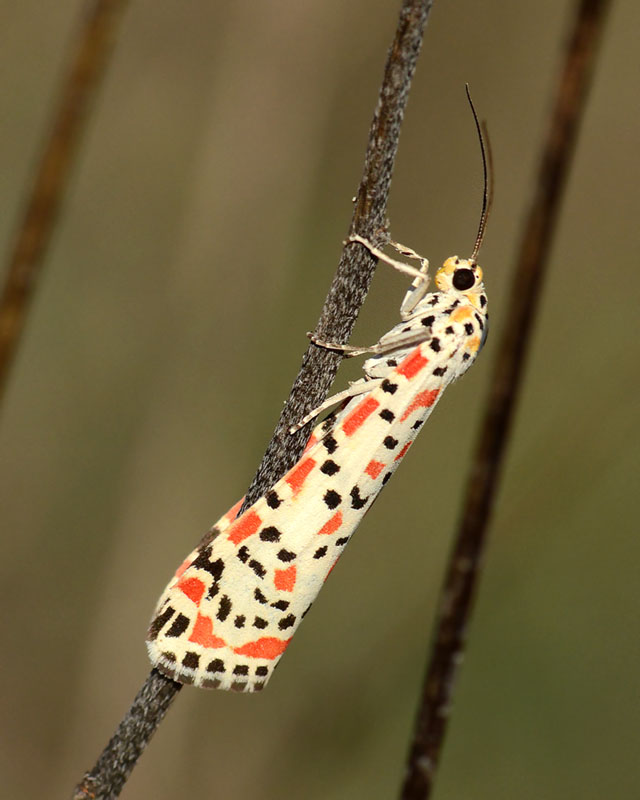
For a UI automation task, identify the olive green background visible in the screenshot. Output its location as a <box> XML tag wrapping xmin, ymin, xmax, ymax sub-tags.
<box><xmin>1</xmin><ymin>2</ymin><xmax>638</xmax><ymax>798</ymax></box>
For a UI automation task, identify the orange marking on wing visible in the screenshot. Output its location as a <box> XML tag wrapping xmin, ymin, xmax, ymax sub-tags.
<box><xmin>274</xmin><ymin>565</ymin><xmax>297</xmax><ymax>592</ymax></box>
<box><xmin>451</xmin><ymin>306</ymin><xmax>473</xmax><ymax>322</ymax></box>
<box><xmin>174</xmin><ymin>556</ymin><xmax>193</xmax><ymax>580</ymax></box>
<box><xmin>342</xmin><ymin>396</ymin><xmax>380</xmax><ymax>436</ymax></box>
<box><xmin>302</xmin><ymin>432</ymin><xmax>318</xmax><ymax>456</ymax></box>
<box><xmin>400</xmin><ymin>388</ymin><xmax>440</xmax><ymax>421</ymax></box>
<box><xmin>318</xmin><ymin>510</ymin><xmax>343</xmax><ymax>536</ymax></box>
<box><xmin>188</xmin><ymin>614</ymin><xmax>226</xmax><ymax>649</ymax></box>
<box><xmin>468</xmin><ymin>335</ymin><xmax>481</xmax><ymax>352</ymax></box>
<box><xmin>365</xmin><ymin>459</ymin><xmax>385</xmax><ymax>480</ymax></box>
<box><xmin>177</xmin><ymin>576</ymin><xmax>206</xmax><ymax>605</ymax></box>
<box><xmin>324</xmin><ymin>557</ymin><xmax>340</xmax><ymax>582</ymax></box>
<box><xmin>228</xmin><ymin>509</ymin><xmax>262</xmax><ymax>545</ymax></box>
<box><xmin>397</xmin><ymin>349</ymin><xmax>429</xmax><ymax>379</ymax></box>
<box><xmin>286</xmin><ymin>456</ymin><xmax>317</xmax><ymax>495</ymax></box>
<box><xmin>225</xmin><ymin>498</ymin><xmax>244</xmax><ymax>523</ymax></box>
<box><xmin>394</xmin><ymin>441</ymin><xmax>412</xmax><ymax>461</ymax></box>
<box><xmin>233</xmin><ymin>636</ymin><xmax>292</xmax><ymax>660</ymax></box>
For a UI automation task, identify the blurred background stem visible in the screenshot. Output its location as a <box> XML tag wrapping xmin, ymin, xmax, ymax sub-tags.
<box><xmin>401</xmin><ymin>1</ymin><xmax>612</xmax><ymax>797</ymax></box>
<box><xmin>0</xmin><ymin>0</ymin><xmax>129</xmax><ymax>409</ymax></box>
<box><xmin>2</xmin><ymin>1</ymin><xmax>636</xmax><ymax>798</ymax></box>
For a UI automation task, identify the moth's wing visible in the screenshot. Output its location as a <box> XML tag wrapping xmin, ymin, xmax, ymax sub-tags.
<box><xmin>147</xmin><ymin>333</ymin><xmax>460</xmax><ymax>692</ymax></box>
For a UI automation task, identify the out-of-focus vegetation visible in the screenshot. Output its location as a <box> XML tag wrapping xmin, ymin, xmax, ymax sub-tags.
<box><xmin>1</xmin><ymin>2</ymin><xmax>638</xmax><ymax>797</ymax></box>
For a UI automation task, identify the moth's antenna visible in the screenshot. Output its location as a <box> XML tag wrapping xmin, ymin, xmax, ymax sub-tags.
<box><xmin>465</xmin><ymin>84</ymin><xmax>492</xmax><ymax>261</ymax></box>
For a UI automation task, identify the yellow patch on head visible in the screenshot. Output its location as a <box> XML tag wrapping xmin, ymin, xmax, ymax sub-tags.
<box><xmin>441</xmin><ymin>256</ymin><xmax>459</xmax><ymax>273</ymax></box>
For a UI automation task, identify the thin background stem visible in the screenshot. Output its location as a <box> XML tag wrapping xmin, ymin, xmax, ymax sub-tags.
<box><xmin>0</xmin><ymin>0</ymin><xmax>129</xmax><ymax>409</ymax></box>
<box><xmin>73</xmin><ymin>1</ymin><xmax>434</xmax><ymax>796</ymax></box>
<box><xmin>400</xmin><ymin>0</ymin><xmax>612</xmax><ymax>797</ymax></box>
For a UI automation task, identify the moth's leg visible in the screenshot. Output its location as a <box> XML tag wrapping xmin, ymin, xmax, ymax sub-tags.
<box><xmin>307</xmin><ymin>333</ymin><xmax>378</xmax><ymax>358</ymax></box>
<box><xmin>348</xmin><ymin>234</ymin><xmax>430</xmax><ymax>318</ymax></box>
<box><xmin>289</xmin><ymin>379</ymin><xmax>382</xmax><ymax>433</ymax></box>
<box><xmin>309</xmin><ymin>329</ymin><xmax>430</xmax><ymax>358</ymax></box>
<box><xmin>387</xmin><ymin>238</ymin><xmax>428</xmax><ymax>264</ymax></box>
<box><xmin>348</xmin><ymin>234</ymin><xmax>426</xmax><ymax>279</ymax></box>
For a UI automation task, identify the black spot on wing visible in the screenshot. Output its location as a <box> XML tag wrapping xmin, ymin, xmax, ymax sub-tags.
<box><xmin>249</xmin><ymin>559</ymin><xmax>266</xmax><ymax>578</ymax></box>
<box><xmin>148</xmin><ymin>606</ymin><xmax>174</xmax><ymax>640</ymax></box>
<box><xmin>259</xmin><ymin>526</ymin><xmax>281</xmax><ymax>542</ymax></box>
<box><xmin>217</xmin><ymin>595</ymin><xmax>232</xmax><ymax>621</ymax></box>
<box><xmin>321</xmin><ymin>459</ymin><xmax>340</xmax><ymax>476</ymax></box>
<box><xmin>323</xmin><ymin>435</ymin><xmax>338</xmax><ymax>454</ymax></box>
<box><xmin>381</xmin><ymin>379</ymin><xmax>398</xmax><ymax>394</ymax></box>
<box><xmin>350</xmin><ymin>486</ymin><xmax>369</xmax><ymax>510</ymax></box>
<box><xmin>323</xmin><ymin>489</ymin><xmax>342</xmax><ymax>509</ymax></box>
<box><xmin>182</xmin><ymin>652</ymin><xmax>199</xmax><ymax>670</ymax></box>
<box><xmin>191</xmin><ymin>549</ymin><xmax>225</xmax><ymax>581</ymax></box>
<box><xmin>166</xmin><ymin>613</ymin><xmax>190</xmax><ymax>638</ymax></box>
<box><xmin>266</xmin><ymin>490</ymin><xmax>281</xmax><ymax>509</ymax></box>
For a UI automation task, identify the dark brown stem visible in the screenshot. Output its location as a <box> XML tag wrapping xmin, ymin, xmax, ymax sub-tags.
<box><xmin>242</xmin><ymin>0</ymin><xmax>434</xmax><ymax>508</ymax></box>
<box><xmin>74</xmin><ymin>1</ymin><xmax>434</xmax><ymax>797</ymax></box>
<box><xmin>0</xmin><ymin>0</ymin><xmax>129</xmax><ymax>410</ymax></box>
<box><xmin>400</xmin><ymin>1</ymin><xmax>612</xmax><ymax>798</ymax></box>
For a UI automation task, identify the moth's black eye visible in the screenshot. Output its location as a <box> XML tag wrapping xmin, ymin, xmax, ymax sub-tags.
<box><xmin>452</xmin><ymin>268</ymin><xmax>475</xmax><ymax>291</ymax></box>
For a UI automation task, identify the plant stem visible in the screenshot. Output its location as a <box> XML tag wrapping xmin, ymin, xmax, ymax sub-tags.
<box><xmin>400</xmin><ymin>1</ymin><xmax>612</xmax><ymax>797</ymax></box>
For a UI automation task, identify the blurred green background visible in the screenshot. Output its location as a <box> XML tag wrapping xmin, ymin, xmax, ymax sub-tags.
<box><xmin>1</xmin><ymin>1</ymin><xmax>638</xmax><ymax>798</ymax></box>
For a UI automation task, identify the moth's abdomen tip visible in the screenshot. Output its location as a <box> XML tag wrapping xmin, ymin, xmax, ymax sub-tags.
<box><xmin>147</xmin><ymin>638</ymin><xmax>272</xmax><ymax>692</ymax></box>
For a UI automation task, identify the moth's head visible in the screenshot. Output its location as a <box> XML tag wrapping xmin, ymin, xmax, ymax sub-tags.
<box><xmin>435</xmin><ymin>256</ymin><xmax>487</xmax><ymax>311</ymax></box>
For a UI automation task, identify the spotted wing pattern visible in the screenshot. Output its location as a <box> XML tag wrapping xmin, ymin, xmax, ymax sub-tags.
<box><xmin>147</xmin><ymin>256</ymin><xmax>488</xmax><ymax>691</ymax></box>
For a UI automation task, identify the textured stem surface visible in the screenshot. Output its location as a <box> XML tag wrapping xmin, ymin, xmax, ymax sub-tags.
<box><xmin>74</xmin><ymin>1</ymin><xmax>434</xmax><ymax>797</ymax></box>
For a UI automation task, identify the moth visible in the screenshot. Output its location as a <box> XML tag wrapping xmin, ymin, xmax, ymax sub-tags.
<box><xmin>147</xmin><ymin>90</ymin><xmax>490</xmax><ymax>692</ymax></box>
